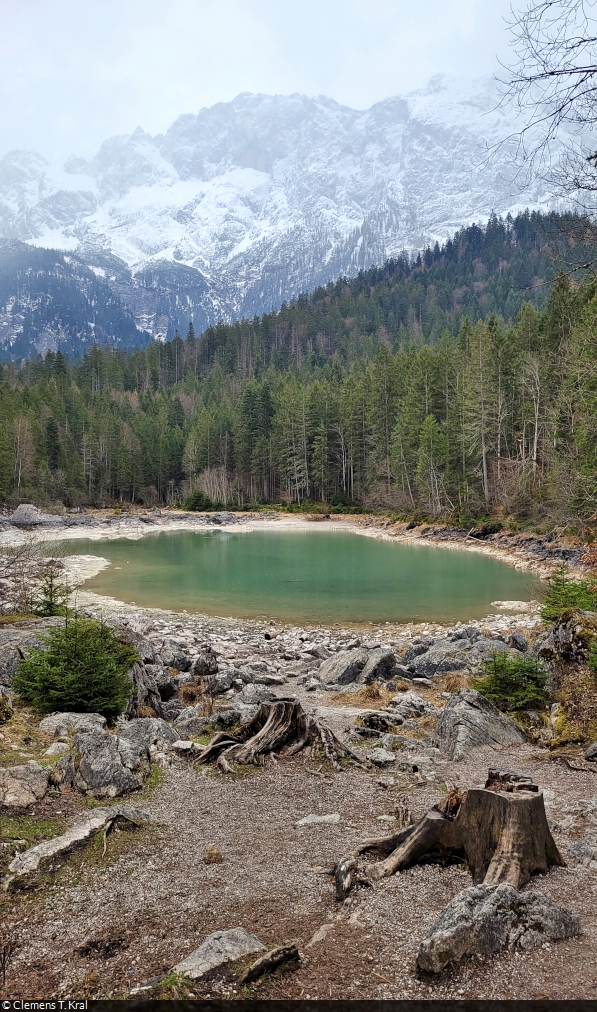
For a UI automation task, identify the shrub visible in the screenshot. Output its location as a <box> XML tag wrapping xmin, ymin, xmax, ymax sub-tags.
<box><xmin>472</xmin><ymin>652</ymin><xmax>550</xmax><ymax>711</ymax></box>
<box><xmin>183</xmin><ymin>490</ymin><xmax>215</xmax><ymax>511</ymax></box>
<box><xmin>13</xmin><ymin>617</ymin><xmax>137</xmax><ymax>721</ymax></box>
<box><xmin>541</xmin><ymin>565</ymin><xmax>597</xmax><ymax>621</ymax></box>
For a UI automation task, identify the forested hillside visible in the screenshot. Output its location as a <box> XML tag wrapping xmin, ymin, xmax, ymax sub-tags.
<box><xmin>0</xmin><ymin>211</ymin><xmax>596</xmax><ymax>529</ymax></box>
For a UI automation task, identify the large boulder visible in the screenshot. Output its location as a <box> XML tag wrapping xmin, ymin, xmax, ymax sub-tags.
<box><xmin>173</xmin><ymin>707</ymin><xmax>209</xmax><ymax>738</ymax></box>
<box><xmin>318</xmin><ymin>648</ymin><xmax>368</xmax><ymax>685</ymax></box>
<box><xmin>125</xmin><ymin>662</ymin><xmax>163</xmax><ymax>718</ymax></box>
<box><xmin>159</xmin><ymin>639</ymin><xmax>192</xmax><ymax>671</ymax></box>
<box><xmin>538</xmin><ymin>610</ymin><xmax>597</xmax><ymax>664</ymax></box>
<box><xmin>417</xmin><ymin>883</ymin><xmax>581</xmax><ymax>973</ymax></box>
<box><xmin>173</xmin><ymin>927</ymin><xmax>265</xmax><ymax>980</ymax></box>
<box><xmin>39</xmin><ymin>711</ymin><xmax>107</xmax><ymax>738</ymax></box>
<box><xmin>383</xmin><ymin>689</ymin><xmax>440</xmax><ymax>720</ymax></box>
<box><xmin>9</xmin><ymin>504</ymin><xmax>62</xmax><ymax>527</ymax></box>
<box><xmin>0</xmin><ymin>761</ymin><xmax>51</xmax><ymax>807</ymax></box>
<box><xmin>0</xmin><ymin>643</ymin><xmax>21</xmax><ymax>686</ymax></box>
<box><xmin>357</xmin><ymin>648</ymin><xmax>397</xmax><ymax>684</ymax></box>
<box><xmin>435</xmin><ymin>689</ymin><xmax>525</xmax><ymax>760</ymax></box>
<box><xmin>190</xmin><ymin>645</ymin><xmax>219</xmax><ymax>679</ymax></box>
<box><xmin>118</xmin><ymin>717</ymin><xmax>177</xmax><ymax>750</ymax></box>
<box><xmin>72</xmin><ymin>726</ymin><xmax>151</xmax><ymax>798</ymax></box>
<box><xmin>236</xmin><ymin>684</ymin><xmax>276</xmax><ymax>706</ymax></box>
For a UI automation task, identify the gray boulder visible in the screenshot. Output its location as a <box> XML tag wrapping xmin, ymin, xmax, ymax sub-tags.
<box><xmin>159</xmin><ymin>639</ymin><xmax>192</xmax><ymax>671</ymax></box>
<box><xmin>0</xmin><ymin>761</ymin><xmax>51</xmax><ymax>807</ymax></box>
<box><xmin>118</xmin><ymin>717</ymin><xmax>178</xmax><ymax>750</ymax></box>
<box><xmin>384</xmin><ymin>689</ymin><xmax>439</xmax><ymax>720</ymax></box>
<box><xmin>72</xmin><ymin>726</ymin><xmax>150</xmax><ymax>798</ymax></box>
<box><xmin>107</xmin><ymin>623</ymin><xmax>157</xmax><ymax>664</ymax></box>
<box><xmin>417</xmin><ymin>883</ymin><xmax>581</xmax><ymax>973</ymax></box>
<box><xmin>409</xmin><ymin>644</ymin><xmax>472</xmax><ymax>677</ymax></box>
<box><xmin>173</xmin><ymin>927</ymin><xmax>265</xmax><ymax>980</ymax></box>
<box><xmin>161</xmin><ymin>698</ymin><xmax>185</xmax><ymax>721</ymax></box>
<box><xmin>173</xmin><ymin>707</ymin><xmax>209</xmax><ymax>738</ymax></box>
<box><xmin>237</xmin><ymin>684</ymin><xmax>276</xmax><ymax>706</ymax></box>
<box><xmin>358</xmin><ymin>648</ymin><xmax>396</xmax><ymax>684</ymax></box>
<box><xmin>40</xmin><ymin>711</ymin><xmax>107</xmax><ymax>739</ymax></box>
<box><xmin>190</xmin><ymin>646</ymin><xmax>219</xmax><ymax>678</ymax></box>
<box><xmin>318</xmin><ymin>648</ymin><xmax>368</xmax><ymax>685</ymax></box>
<box><xmin>230</xmin><ymin>701</ymin><xmax>259</xmax><ymax>724</ymax></box>
<box><xmin>585</xmin><ymin>742</ymin><xmax>597</xmax><ymax>762</ymax></box>
<box><xmin>9</xmin><ymin>503</ymin><xmax>62</xmax><ymax>527</ymax></box>
<box><xmin>147</xmin><ymin>665</ymin><xmax>177</xmax><ymax>700</ymax></box>
<box><xmin>436</xmin><ymin>689</ymin><xmax>525</xmax><ymax>760</ymax></box>
<box><xmin>0</xmin><ymin>644</ymin><xmax>21</xmax><ymax>686</ymax></box>
<box><xmin>212</xmin><ymin>670</ymin><xmax>234</xmax><ymax>695</ymax></box>
<box><xmin>125</xmin><ymin>662</ymin><xmax>163</xmax><ymax>718</ymax></box>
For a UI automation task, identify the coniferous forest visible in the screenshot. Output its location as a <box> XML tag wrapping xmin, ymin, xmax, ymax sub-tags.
<box><xmin>1</xmin><ymin>210</ymin><xmax>597</xmax><ymax>529</ymax></box>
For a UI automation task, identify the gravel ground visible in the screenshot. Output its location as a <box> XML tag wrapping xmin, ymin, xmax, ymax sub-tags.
<box><xmin>3</xmin><ymin>703</ymin><xmax>597</xmax><ymax>1000</ymax></box>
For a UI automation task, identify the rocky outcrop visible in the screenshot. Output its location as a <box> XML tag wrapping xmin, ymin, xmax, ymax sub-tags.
<box><xmin>9</xmin><ymin>504</ymin><xmax>63</xmax><ymax>527</ymax></box>
<box><xmin>358</xmin><ymin>648</ymin><xmax>397</xmax><ymax>684</ymax></box>
<box><xmin>39</xmin><ymin>711</ymin><xmax>107</xmax><ymax>738</ymax></box>
<box><xmin>125</xmin><ymin>661</ymin><xmax>164</xmax><ymax>718</ymax></box>
<box><xmin>435</xmin><ymin>689</ymin><xmax>525</xmax><ymax>760</ymax></box>
<box><xmin>118</xmin><ymin>716</ymin><xmax>177</xmax><ymax>751</ymax></box>
<box><xmin>319</xmin><ymin>649</ymin><xmax>368</xmax><ymax>685</ymax></box>
<box><xmin>6</xmin><ymin>806</ymin><xmax>151</xmax><ymax>882</ymax></box>
<box><xmin>383</xmin><ymin>689</ymin><xmax>440</xmax><ymax>721</ymax></box>
<box><xmin>402</xmin><ymin>629</ymin><xmax>514</xmax><ymax>678</ymax></box>
<box><xmin>417</xmin><ymin>883</ymin><xmax>581</xmax><ymax>973</ymax></box>
<box><xmin>172</xmin><ymin>927</ymin><xmax>266</xmax><ymax>980</ymax></box>
<box><xmin>0</xmin><ymin>761</ymin><xmax>51</xmax><ymax>807</ymax></box>
<box><xmin>173</xmin><ymin>707</ymin><xmax>209</xmax><ymax>738</ymax></box>
<box><xmin>71</xmin><ymin>726</ymin><xmax>151</xmax><ymax>798</ymax></box>
<box><xmin>538</xmin><ymin>610</ymin><xmax>597</xmax><ymax>664</ymax></box>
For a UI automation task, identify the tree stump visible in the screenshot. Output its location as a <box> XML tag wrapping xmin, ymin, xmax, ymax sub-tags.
<box><xmin>196</xmin><ymin>698</ymin><xmax>365</xmax><ymax>770</ymax></box>
<box><xmin>334</xmin><ymin>768</ymin><xmax>564</xmax><ymax>899</ymax></box>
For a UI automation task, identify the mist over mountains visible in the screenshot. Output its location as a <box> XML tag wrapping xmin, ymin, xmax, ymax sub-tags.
<box><xmin>0</xmin><ymin>75</ymin><xmax>563</xmax><ymax>359</ymax></box>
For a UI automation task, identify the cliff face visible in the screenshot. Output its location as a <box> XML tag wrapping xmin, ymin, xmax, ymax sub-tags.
<box><xmin>0</xmin><ymin>76</ymin><xmax>564</xmax><ymax>357</ymax></box>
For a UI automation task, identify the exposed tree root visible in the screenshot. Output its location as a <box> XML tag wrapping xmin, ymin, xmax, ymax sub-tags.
<box><xmin>334</xmin><ymin>768</ymin><xmax>564</xmax><ymax>900</ymax></box>
<box><xmin>197</xmin><ymin>698</ymin><xmax>366</xmax><ymax>770</ymax></box>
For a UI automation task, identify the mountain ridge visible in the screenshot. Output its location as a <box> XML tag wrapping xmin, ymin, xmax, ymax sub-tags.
<box><xmin>0</xmin><ymin>75</ymin><xmax>569</xmax><ymax>357</ymax></box>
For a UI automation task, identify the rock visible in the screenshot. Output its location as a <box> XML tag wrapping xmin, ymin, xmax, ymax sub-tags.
<box><xmin>73</xmin><ymin>727</ymin><xmax>151</xmax><ymax>798</ymax></box>
<box><xmin>173</xmin><ymin>708</ymin><xmax>208</xmax><ymax>738</ymax></box>
<box><xmin>238</xmin><ymin>943</ymin><xmax>300</xmax><ymax>984</ymax></box>
<box><xmin>214</xmin><ymin>707</ymin><xmax>240</xmax><ymax>728</ymax></box>
<box><xmin>150</xmin><ymin>666</ymin><xmax>178</xmax><ymax>700</ymax></box>
<box><xmin>210</xmin><ymin>670</ymin><xmax>234</xmax><ymax>694</ymax></box>
<box><xmin>384</xmin><ymin>689</ymin><xmax>439</xmax><ymax>720</ymax></box>
<box><xmin>305</xmin><ymin>677</ymin><xmax>322</xmax><ymax>691</ymax></box>
<box><xmin>539</xmin><ymin>610</ymin><xmax>597</xmax><ymax>664</ymax></box>
<box><xmin>318</xmin><ymin>648</ymin><xmax>368</xmax><ymax>685</ymax></box>
<box><xmin>254</xmin><ymin>673</ymin><xmax>287</xmax><ymax>685</ymax></box>
<box><xmin>9</xmin><ymin>503</ymin><xmax>62</xmax><ymax>527</ymax></box>
<box><xmin>296</xmin><ymin>813</ymin><xmax>341</xmax><ymax>826</ymax></box>
<box><xmin>237</xmin><ymin>684</ymin><xmax>276</xmax><ymax>705</ymax></box>
<box><xmin>203</xmin><ymin>845</ymin><xmax>223</xmax><ymax>863</ymax></box>
<box><xmin>230</xmin><ymin>702</ymin><xmax>259</xmax><ymax>724</ymax></box>
<box><xmin>39</xmin><ymin>712</ymin><xmax>107</xmax><ymax>739</ymax></box>
<box><xmin>412</xmin><ymin>677</ymin><xmax>433</xmax><ymax>687</ymax></box>
<box><xmin>189</xmin><ymin>646</ymin><xmax>219</xmax><ymax>678</ymax></box>
<box><xmin>161</xmin><ymin>698</ymin><xmax>185</xmax><ymax>721</ymax></box>
<box><xmin>357</xmin><ymin>648</ymin><xmax>396</xmax><ymax>684</ymax></box>
<box><xmin>585</xmin><ymin>742</ymin><xmax>597</xmax><ymax>762</ymax></box>
<box><xmin>0</xmin><ymin>644</ymin><xmax>21</xmax><ymax>686</ymax></box>
<box><xmin>118</xmin><ymin>717</ymin><xmax>178</xmax><ymax>750</ymax></box>
<box><xmin>568</xmin><ymin>834</ymin><xmax>597</xmax><ymax>863</ymax></box>
<box><xmin>508</xmin><ymin>632</ymin><xmax>529</xmax><ymax>653</ymax></box>
<box><xmin>0</xmin><ymin>761</ymin><xmax>50</xmax><ymax>807</ymax></box>
<box><xmin>416</xmin><ymin>883</ymin><xmax>581</xmax><ymax>973</ymax></box>
<box><xmin>0</xmin><ymin>685</ymin><xmax>14</xmax><ymax>722</ymax></box>
<box><xmin>389</xmin><ymin>664</ymin><xmax>413</xmax><ymax>680</ymax></box>
<box><xmin>109</xmin><ymin>624</ymin><xmax>156</xmax><ymax>664</ymax></box>
<box><xmin>7</xmin><ymin>806</ymin><xmax>150</xmax><ymax>880</ymax></box>
<box><xmin>409</xmin><ymin>644</ymin><xmax>471</xmax><ymax>677</ymax></box>
<box><xmin>44</xmin><ymin>741</ymin><xmax>70</xmax><ymax>757</ymax></box>
<box><xmin>368</xmin><ymin>747</ymin><xmax>396</xmax><ymax>766</ymax></box>
<box><xmin>125</xmin><ymin>662</ymin><xmax>163</xmax><ymax>718</ymax></box>
<box><xmin>436</xmin><ymin>689</ymin><xmax>525</xmax><ymax>760</ymax></box>
<box><xmin>172</xmin><ymin>927</ymin><xmax>266</xmax><ymax>980</ymax></box>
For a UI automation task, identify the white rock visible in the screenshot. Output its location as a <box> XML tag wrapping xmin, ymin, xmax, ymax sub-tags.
<box><xmin>296</xmin><ymin>813</ymin><xmax>341</xmax><ymax>826</ymax></box>
<box><xmin>44</xmin><ymin>742</ymin><xmax>70</xmax><ymax>756</ymax></box>
<box><xmin>172</xmin><ymin>927</ymin><xmax>265</xmax><ymax>980</ymax></box>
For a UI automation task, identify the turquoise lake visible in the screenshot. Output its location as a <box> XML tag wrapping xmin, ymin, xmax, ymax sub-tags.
<box><xmin>68</xmin><ymin>528</ymin><xmax>539</xmax><ymax>624</ymax></box>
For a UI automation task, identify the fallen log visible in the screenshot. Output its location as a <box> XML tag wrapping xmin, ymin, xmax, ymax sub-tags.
<box><xmin>197</xmin><ymin>698</ymin><xmax>366</xmax><ymax>770</ymax></box>
<box><xmin>334</xmin><ymin>768</ymin><xmax>563</xmax><ymax>899</ymax></box>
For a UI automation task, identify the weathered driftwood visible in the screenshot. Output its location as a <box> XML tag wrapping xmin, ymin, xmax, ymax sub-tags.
<box><xmin>197</xmin><ymin>698</ymin><xmax>365</xmax><ymax>770</ymax></box>
<box><xmin>334</xmin><ymin>768</ymin><xmax>564</xmax><ymax>900</ymax></box>
<box><xmin>238</xmin><ymin>942</ymin><xmax>300</xmax><ymax>984</ymax></box>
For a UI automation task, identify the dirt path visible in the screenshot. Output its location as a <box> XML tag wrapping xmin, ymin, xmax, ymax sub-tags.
<box><xmin>4</xmin><ymin>724</ymin><xmax>597</xmax><ymax>1000</ymax></box>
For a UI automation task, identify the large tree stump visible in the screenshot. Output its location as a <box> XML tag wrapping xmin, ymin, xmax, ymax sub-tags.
<box><xmin>197</xmin><ymin>698</ymin><xmax>365</xmax><ymax>770</ymax></box>
<box><xmin>334</xmin><ymin>768</ymin><xmax>564</xmax><ymax>899</ymax></box>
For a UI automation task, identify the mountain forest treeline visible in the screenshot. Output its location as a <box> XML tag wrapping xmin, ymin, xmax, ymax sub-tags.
<box><xmin>1</xmin><ymin>211</ymin><xmax>597</xmax><ymax>529</ymax></box>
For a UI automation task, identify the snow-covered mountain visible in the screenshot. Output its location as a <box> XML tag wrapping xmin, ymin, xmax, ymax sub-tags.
<box><xmin>0</xmin><ymin>75</ymin><xmax>561</xmax><ymax>355</ymax></box>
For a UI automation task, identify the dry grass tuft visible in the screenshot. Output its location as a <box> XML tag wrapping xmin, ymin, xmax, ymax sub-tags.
<box><xmin>333</xmin><ymin>681</ymin><xmax>407</xmax><ymax>708</ymax></box>
<box><xmin>179</xmin><ymin>681</ymin><xmax>201</xmax><ymax>705</ymax></box>
<box><xmin>438</xmin><ymin>673</ymin><xmax>471</xmax><ymax>693</ymax></box>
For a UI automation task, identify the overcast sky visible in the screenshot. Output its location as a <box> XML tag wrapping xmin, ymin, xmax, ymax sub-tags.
<box><xmin>0</xmin><ymin>0</ymin><xmax>519</xmax><ymax>164</ymax></box>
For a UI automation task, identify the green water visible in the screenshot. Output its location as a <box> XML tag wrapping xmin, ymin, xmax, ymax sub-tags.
<box><xmin>68</xmin><ymin>529</ymin><xmax>538</xmax><ymax>624</ymax></box>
